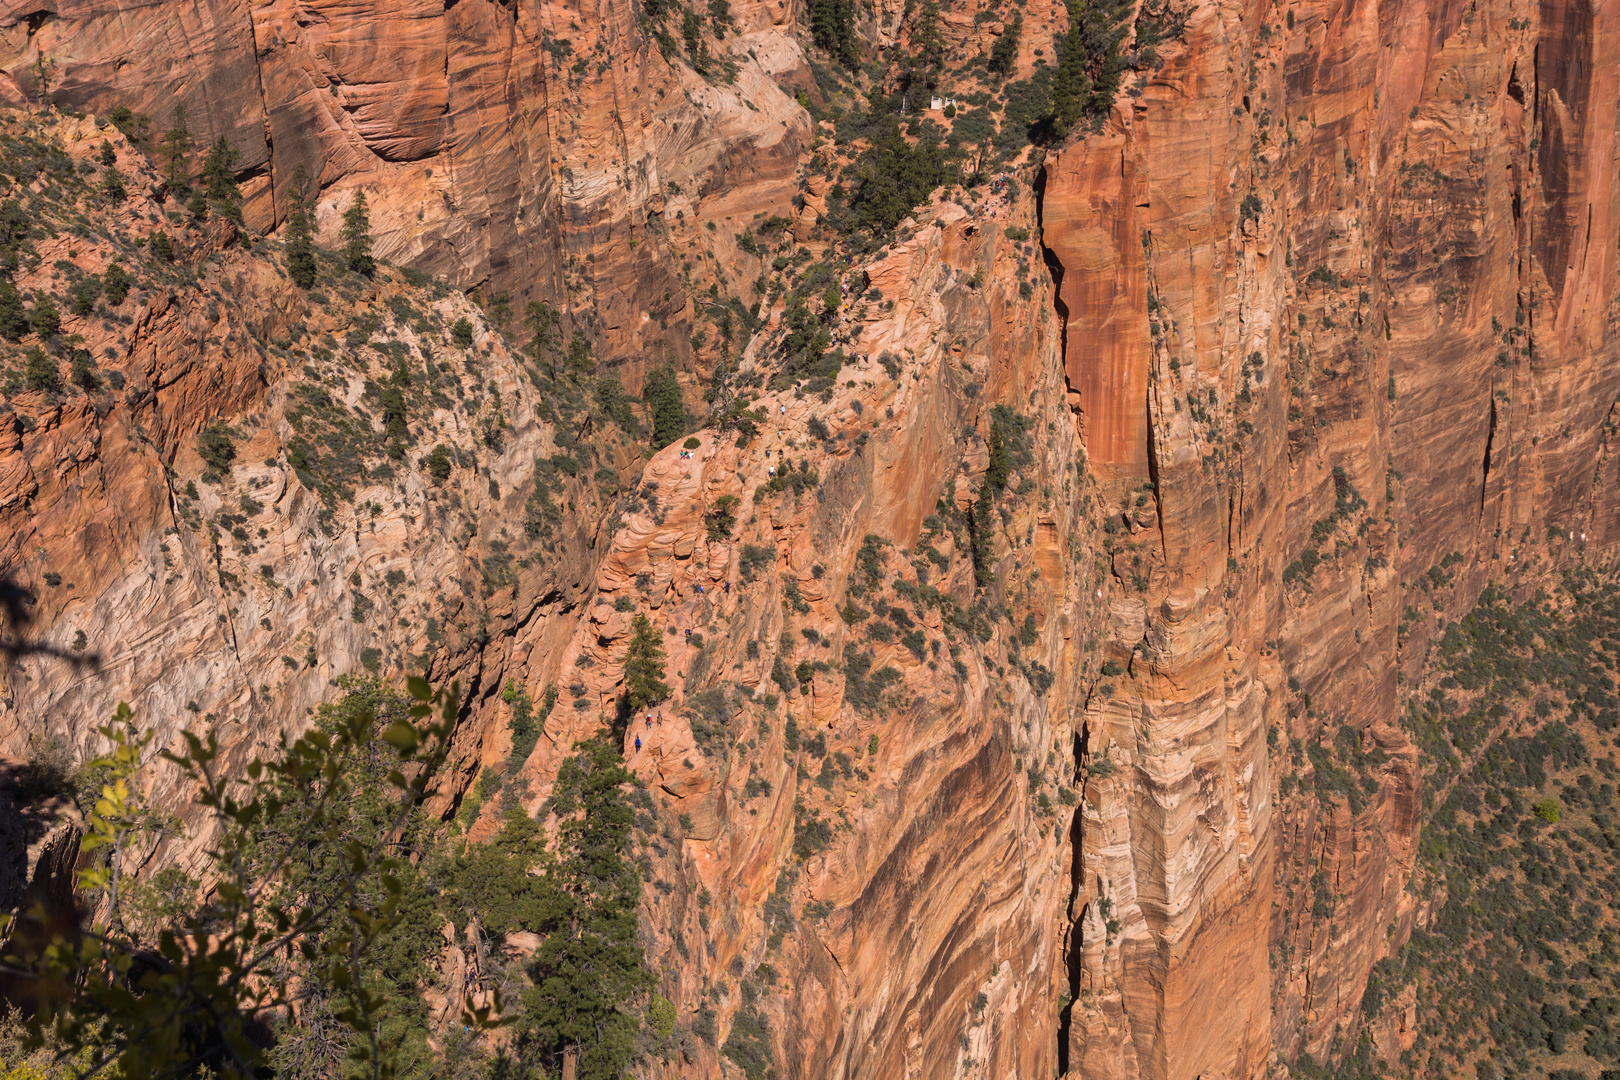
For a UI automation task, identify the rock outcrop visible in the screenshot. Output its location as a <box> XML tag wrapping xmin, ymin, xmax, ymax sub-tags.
<box><xmin>1</xmin><ymin>0</ymin><xmax>1618</xmax><ymax>1075</ymax></box>
<box><xmin>0</xmin><ymin>110</ymin><xmax>634</xmax><ymax>870</ymax></box>
<box><xmin>1044</xmin><ymin>0</ymin><xmax>1620</xmax><ymax>1075</ymax></box>
<box><xmin>0</xmin><ymin>0</ymin><xmax>811</xmax><ymax>386</ymax></box>
<box><xmin>494</xmin><ymin>190</ymin><xmax>1097</xmax><ymax>1079</ymax></box>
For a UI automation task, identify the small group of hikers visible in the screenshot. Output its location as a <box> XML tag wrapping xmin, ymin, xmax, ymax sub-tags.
<box><xmin>634</xmin><ymin>709</ymin><xmax>661</xmax><ymax>754</ymax></box>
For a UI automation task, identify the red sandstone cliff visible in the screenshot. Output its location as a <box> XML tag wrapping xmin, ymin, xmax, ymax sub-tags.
<box><xmin>0</xmin><ymin>0</ymin><xmax>811</xmax><ymax>386</ymax></box>
<box><xmin>1</xmin><ymin>0</ymin><xmax>1618</xmax><ymax>1076</ymax></box>
<box><xmin>1046</xmin><ymin>0</ymin><xmax>1620</xmax><ymax>1074</ymax></box>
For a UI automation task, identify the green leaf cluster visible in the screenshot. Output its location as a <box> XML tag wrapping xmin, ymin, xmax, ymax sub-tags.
<box><xmin>643</xmin><ymin>364</ymin><xmax>687</xmax><ymax>450</ymax></box>
<box><xmin>623</xmin><ymin>614</ymin><xmax>672</xmax><ymax>714</ymax></box>
<box><xmin>3</xmin><ymin>676</ymin><xmax>464</xmax><ymax>1080</ymax></box>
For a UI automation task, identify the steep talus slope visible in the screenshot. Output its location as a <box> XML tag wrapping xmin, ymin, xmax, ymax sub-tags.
<box><xmin>1347</xmin><ymin>576</ymin><xmax>1620</xmax><ymax>1077</ymax></box>
<box><xmin>1041</xmin><ymin>0</ymin><xmax>1620</xmax><ymax>1074</ymax></box>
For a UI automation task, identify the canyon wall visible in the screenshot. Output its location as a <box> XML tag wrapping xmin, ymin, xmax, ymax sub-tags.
<box><xmin>0</xmin><ymin>108</ymin><xmax>1096</xmax><ymax>1078</ymax></box>
<box><xmin>1</xmin><ymin>0</ymin><xmax>1619</xmax><ymax>1076</ymax></box>
<box><xmin>508</xmin><ymin>193</ymin><xmax>1095</xmax><ymax>1080</ymax></box>
<box><xmin>0</xmin><ymin>0</ymin><xmax>811</xmax><ymax>382</ymax></box>
<box><xmin>1045</xmin><ymin>0</ymin><xmax>1620</xmax><ymax>1074</ymax></box>
<box><xmin>0</xmin><ymin>110</ymin><xmax>641</xmax><ymax>859</ymax></box>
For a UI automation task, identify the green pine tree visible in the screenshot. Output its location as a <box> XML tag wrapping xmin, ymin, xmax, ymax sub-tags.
<box><xmin>100</xmin><ymin>166</ymin><xmax>126</xmax><ymax>202</ymax></box>
<box><xmin>227</xmin><ymin>677</ymin><xmax>452</xmax><ymax>1080</ymax></box>
<box><xmin>910</xmin><ymin>2</ymin><xmax>946</xmax><ymax>85</ymax></box>
<box><xmin>98</xmin><ymin>140</ymin><xmax>116</xmax><ymax>167</ymax></box>
<box><xmin>849</xmin><ymin>120</ymin><xmax>949</xmax><ymax>236</ymax></box>
<box><xmin>102</xmin><ymin>265</ymin><xmax>132</xmax><ymax>306</ymax></box>
<box><xmin>525</xmin><ymin>299</ymin><xmax>563</xmax><ymax>370</ymax></box>
<box><xmin>708</xmin><ymin>0</ymin><xmax>733</xmax><ymax>36</ymax></box>
<box><xmin>1049</xmin><ymin>23</ymin><xmax>1090</xmax><ymax>131</ymax></box>
<box><xmin>29</xmin><ymin>290</ymin><xmax>60</xmax><ymax>338</ymax></box>
<box><xmin>341</xmin><ymin>190</ymin><xmax>375</xmax><ymax>276</ymax></box>
<box><xmin>1050</xmin><ymin>0</ymin><xmax>1129</xmax><ymax>131</ymax></box>
<box><xmin>71</xmin><ymin>351</ymin><xmax>99</xmax><ymax>391</ymax></box>
<box><xmin>200</xmin><ymin>136</ymin><xmax>244</xmax><ymax>223</ymax></box>
<box><xmin>566</xmin><ymin>334</ymin><xmax>593</xmax><ymax>379</ymax></box>
<box><xmin>149</xmin><ymin>230</ymin><xmax>175</xmax><ymax>263</ymax></box>
<box><xmin>969</xmin><ymin>481</ymin><xmax>995</xmax><ymax>587</ymax></box>
<box><xmin>681</xmin><ymin>5</ymin><xmax>708</xmax><ymax>68</ymax></box>
<box><xmin>380</xmin><ymin>360</ymin><xmax>410</xmax><ymax>457</ymax></box>
<box><xmin>644</xmin><ymin>363</ymin><xmax>687</xmax><ymax>449</ymax></box>
<box><xmin>0</xmin><ymin>279</ymin><xmax>28</xmax><ymax>341</ymax></box>
<box><xmin>1077</xmin><ymin>0</ymin><xmax>1129</xmax><ymax>115</ymax></box>
<box><xmin>809</xmin><ymin>0</ymin><xmax>857</xmax><ymax>67</ymax></box>
<box><xmin>986</xmin><ymin>418</ymin><xmax>1009</xmax><ymax>491</ymax></box>
<box><xmin>520</xmin><ymin>732</ymin><xmax>653</xmax><ymax>1080</ymax></box>
<box><xmin>622</xmin><ymin>614</ymin><xmax>671</xmax><ymax>713</ymax></box>
<box><xmin>284</xmin><ymin>164</ymin><xmax>317</xmax><ymax>289</ymax></box>
<box><xmin>24</xmin><ymin>345</ymin><xmax>58</xmax><ymax>393</ymax></box>
<box><xmin>159</xmin><ymin>104</ymin><xmax>191</xmax><ymax>195</ymax></box>
<box><xmin>0</xmin><ymin>675</ymin><xmax>472</xmax><ymax>1080</ymax></box>
<box><xmin>988</xmin><ymin>16</ymin><xmax>1023</xmax><ymax>76</ymax></box>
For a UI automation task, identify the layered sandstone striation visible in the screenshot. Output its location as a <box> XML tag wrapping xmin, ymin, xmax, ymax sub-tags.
<box><xmin>477</xmin><ymin>191</ymin><xmax>1098</xmax><ymax>1079</ymax></box>
<box><xmin>1046</xmin><ymin>0</ymin><xmax>1620</xmax><ymax>1074</ymax></box>
<box><xmin>2</xmin><ymin>0</ymin><xmax>1619</xmax><ymax>1074</ymax></box>
<box><xmin>0</xmin><ymin>0</ymin><xmax>811</xmax><ymax>386</ymax></box>
<box><xmin>1</xmin><ymin>99</ymin><xmax>1102</xmax><ymax>1080</ymax></box>
<box><xmin>0</xmin><ymin>111</ymin><xmax>632</xmax><ymax>867</ymax></box>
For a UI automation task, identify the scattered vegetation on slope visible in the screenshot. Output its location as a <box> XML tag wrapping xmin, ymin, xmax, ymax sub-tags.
<box><xmin>1308</xmin><ymin>569</ymin><xmax>1620</xmax><ymax>1080</ymax></box>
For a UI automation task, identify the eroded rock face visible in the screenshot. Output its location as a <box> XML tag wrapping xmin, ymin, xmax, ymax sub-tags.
<box><xmin>1044</xmin><ymin>0</ymin><xmax>1620</xmax><ymax>1075</ymax></box>
<box><xmin>3</xmin><ymin>0</ymin><xmax>1620</xmax><ymax>1075</ymax></box>
<box><xmin>487</xmin><ymin>191</ymin><xmax>1097</xmax><ymax>1080</ymax></box>
<box><xmin>0</xmin><ymin>0</ymin><xmax>811</xmax><ymax>386</ymax></box>
<box><xmin>0</xmin><ymin>112</ymin><xmax>625</xmax><ymax>869</ymax></box>
<box><xmin>1</xmin><ymin>101</ymin><xmax>1100</xmax><ymax>1080</ymax></box>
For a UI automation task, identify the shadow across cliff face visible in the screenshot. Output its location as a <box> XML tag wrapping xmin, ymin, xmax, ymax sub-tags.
<box><xmin>0</xmin><ymin>575</ymin><xmax>101</xmax><ymax>669</ymax></box>
<box><xmin>1033</xmin><ymin>164</ymin><xmax>1071</xmax><ymax>381</ymax></box>
<box><xmin>1057</xmin><ymin>722</ymin><xmax>1088</xmax><ymax>1075</ymax></box>
<box><xmin>0</xmin><ymin>755</ymin><xmax>86</xmax><ymax>1021</ymax></box>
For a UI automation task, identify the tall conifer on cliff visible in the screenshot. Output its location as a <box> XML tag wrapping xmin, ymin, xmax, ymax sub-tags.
<box><xmin>284</xmin><ymin>164</ymin><xmax>317</xmax><ymax>289</ymax></box>
<box><xmin>341</xmin><ymin>190</ymin><xmax>375</xmax><ymax>277</ymax></box>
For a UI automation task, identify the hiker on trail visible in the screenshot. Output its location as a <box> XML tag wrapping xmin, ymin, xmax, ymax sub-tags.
<box><xmin>698</xmin><ymin>584</ymin><xmax>704</xmax><ymax>594</ymax></box>
<box><xmin>685</xmin><ymin>628</ymin><xmax>691</xmax><ymax>638</ymax></box>
<box><xmin>646</xmin><ymin>714</ymin><xmax>653</xmax><ymax>728</ymax></box>
<box><xmin>635</xmin><ymin>735</ymin><xmax>642</xmax><ymax>752</ymax></box>
<box><xmin>724</xmin><ymin>581</ymin><xmax>731</xmax><ymax>594</ymax></box>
